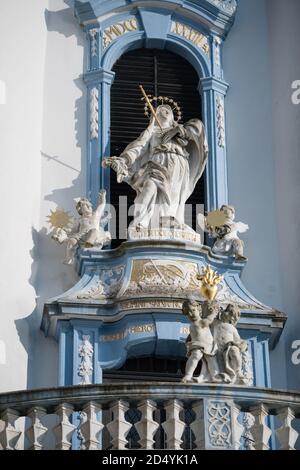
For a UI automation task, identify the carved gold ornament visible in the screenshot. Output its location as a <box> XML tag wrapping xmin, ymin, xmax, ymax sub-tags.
<box><xmin>206</xmin><ymin>210</ymin><xmax>228</xmax><ymax>229</ymax></box>
<box><xmin>140</xmin><ymin>86</ymin><xmax>182</xmax><ymax>124</ymax></box>
<box><xmin>47</xmin><ymin>208</ymin><xmax>73</xmax><ymax>230</ymax></box>
<box><xmin>197</xmin><ymin>265</ymin><xmax>224</xmax><ymax>301</ymax></box>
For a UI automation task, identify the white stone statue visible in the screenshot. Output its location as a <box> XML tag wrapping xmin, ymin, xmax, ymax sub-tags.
<box><xmin>213</xmin><ymin>304</ymin><xmax>248</xmax><ymax>384</ymax></box>
<box><xmin>51</xmin><ymin>190</ymin><xmax>111</xmax><ymax>264</ymax></box>
<box><xmin>103</xmin><ymin>91</ymin><xmax>208</xmax><ymax>232</ymax></box>
<box><xmin>181</xmin><ymin>299</ymin><xmax>220</xmax><ymax>384</ymax></box>
<box><xmin>199</xmin><ymin>205</ymin><xmax>249</xmax><ymax>261</ymax></box>
<box><xmin>181</xmin><ymin>296</ymin><xmax>249</xmax><ymax>384</ymax></box>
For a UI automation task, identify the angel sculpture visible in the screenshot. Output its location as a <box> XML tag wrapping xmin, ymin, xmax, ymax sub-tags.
<box><xmin>198</xmin><ymin>205</ymin><xmax>249</xmax><ymax>261</ymax></box>
<box><xmin>103</xmin><ymin>85</ymin><xmax>208</xmax><ymax>232</ymax></box>
<box><xmin>49</xmin><ymin>190</ymin><xmax>111</xmax><ymax>264</ymax></box>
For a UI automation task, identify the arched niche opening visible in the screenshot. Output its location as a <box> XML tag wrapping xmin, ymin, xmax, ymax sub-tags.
<box><xmin>110</xmin><ymin>48</ymin><xmax>205</xmax><ymax>248</ymax></box>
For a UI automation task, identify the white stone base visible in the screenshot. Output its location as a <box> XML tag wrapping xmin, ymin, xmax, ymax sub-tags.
<box><xmin>127</xmin><ymin>227</ymin><xmax>201</xmax><ymax>244</ymax></box>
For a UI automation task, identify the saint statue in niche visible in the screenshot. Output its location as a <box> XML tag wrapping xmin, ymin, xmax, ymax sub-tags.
<box><xmin>103</xmin><ymin>86</ymin><xmax>208</xmax><ymax>232</ymax></box>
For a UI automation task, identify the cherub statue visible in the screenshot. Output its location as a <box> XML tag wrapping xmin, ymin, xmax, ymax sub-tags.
<box><xmin>51</xmin><ymin>190</ymin><xmax>111</xmax><ymax>264</ymax></box>
<box><xmin>198</xmin><ymin>205</ymin><xmax>249</xmax><ymax>261</ymax></box>
<box><xmin>213</xmin><ymin>303</ymin><xmax>248</xmax><ymax>384</ymax></box>
<box><xmin>181</xmin><ymin>299</ymin><xmax>220</xmax><ymax>384</ymax></box>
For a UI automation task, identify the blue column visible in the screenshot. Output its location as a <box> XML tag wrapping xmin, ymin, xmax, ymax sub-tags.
<box><xmin>200</xmin><ymin>77</ymin><xmax>229</xmax><ymax>211</ymax></box>
<box><xmin>83</xmin><ymin>69</ymin><xmax>115</xmax><ymax>206</ymax></box>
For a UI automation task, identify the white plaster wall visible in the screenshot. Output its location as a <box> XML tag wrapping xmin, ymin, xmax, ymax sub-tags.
<box><xmin>266</xmin><ymin>0</ymin><xmax>300</xmax><ymax>391</ymax></box>
<box><xmin>29</xmin><ymin>0</ymin><xmax>86</xmax><ymax>389</ymax></box>
<box><xmin>224</xmin><ymin>0</ymin><xmax>287</xmax><ymax>388</ymax></box>
<box><xmin>0</xmin><ymin>0</ymin><xmax>48</xmax><ymax>392</ymax></box>
<box><xmin>0</xmin><ymin>0</ymin><xmax>85</xmax><ymax>391</ymax></box>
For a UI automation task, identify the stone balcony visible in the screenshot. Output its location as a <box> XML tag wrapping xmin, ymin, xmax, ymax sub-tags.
<box><xmin>0</xmin><ymin>383</ymin><xmax>299</xmax><ymax>450</ymax></box>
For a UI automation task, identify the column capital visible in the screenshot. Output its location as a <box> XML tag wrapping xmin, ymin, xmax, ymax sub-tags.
<box><xmin>199</xmin><ymin>77</ymin><xmax>229</xmax><ymax>95</ymax></box>
<box><xmin>83</xmin><ymin>68</ymin><xmax>115</xmax><ymax>86</ymax></box>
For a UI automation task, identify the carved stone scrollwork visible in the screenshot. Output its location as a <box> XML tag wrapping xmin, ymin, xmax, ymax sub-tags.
<box><xmin>207</xmin><ymin>401</ymin><xmax>232</xmax><ymax>447</ymax></box>
<box><xmin>78</xmin><ymin>335</ymin><xmax>94</xmax><ymax>385</ymax></box>
<box><xmin>89</xmin><ymin>28</ymin><xmax>98</xmax><ymax>58</ymax></box>
<box><xmin>77</xmin><ymin>265</ymin><xmax>125</xmax><ymax>299</ymax></box>
<box><xmin>216</xmin><ymin>95</ymin><xmax>225</xmax><ymax>148</ymax></box>
<box><xmin>90</xmin><ymin>87</ymin><xmax>99</xmax><ymax>140</ymax></box>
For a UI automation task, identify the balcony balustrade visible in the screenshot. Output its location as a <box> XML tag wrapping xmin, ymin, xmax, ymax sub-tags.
<box><xmin>0</xmin><ymin>383</ymin><xmax>299</xmax><ymax>450</ymax></box>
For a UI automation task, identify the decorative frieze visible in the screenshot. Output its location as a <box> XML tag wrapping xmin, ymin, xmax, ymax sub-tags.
<box><xmin>171</xmin><ymin>22</ymin><xmax>209</xmax><ymax>55</ymax></box>
<box><xmin>78</xmin><ymin>335</ymin><xmax>94</xmax><ymax>385</ymax></box>
<box><xmin>103</xmin><ymin>18</ymin><xmax>138</xmax><ymax>49</ymax></box>
<box><xmin>90</xmin><ymin>87</ymin><xmax>99</xmax><ymax>140</ymax></box>
<box><xmin>216</xmin><ymin>95</ymin><xmax>225</xmax><ymax>148</ymax></box>
<box><xmin>77</xmin><ymin>265</ymin><xmax>125</xmax><ymax>299</ymax></box>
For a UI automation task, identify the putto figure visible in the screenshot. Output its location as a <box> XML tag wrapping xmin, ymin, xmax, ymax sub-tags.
<box><xmin>181</xmin><ymin>299</ymin><xmax>219</xmax><ymax>384</ymax></box>
<box><xmin>51</xmin><ymin>190</ymin><xmax>111</xmax><ymax>264</ymax></box>
<box><xmin>213</xmin><ymin>304</ymin><xmax>248</xmax><ymax>384</ymax></box>
<box><xmin>103</xmin><ymin>86</ymin><xmax>208</xmax><ymax>232</ymax></box>
<box><xmin>199</xmin><ymin>205</ymin><xmax>249</xmax><ymax>261</ymax></box>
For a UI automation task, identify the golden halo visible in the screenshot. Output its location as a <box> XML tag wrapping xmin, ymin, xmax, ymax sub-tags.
<box><xmin>141</xmin><ymin>94</ymin><xmax>182</xmax><ymax>123</ymax></box>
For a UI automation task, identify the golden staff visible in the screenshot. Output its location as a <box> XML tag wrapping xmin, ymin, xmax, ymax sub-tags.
<box><xmin>139</xmin><ymin>84</ymin><xmax>163</xmax><ymax>131</ymax></box>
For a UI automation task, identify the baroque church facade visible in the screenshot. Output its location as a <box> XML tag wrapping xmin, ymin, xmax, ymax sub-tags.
<box><xmin>0</xmin><ymin>0</ymin><xmax>300</xmax><ymax>451</ymax></box>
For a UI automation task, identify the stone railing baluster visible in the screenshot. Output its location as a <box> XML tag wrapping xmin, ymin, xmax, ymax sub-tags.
<box><xmin>0</xmin><ymin>408</ymin><xmax>21</xmax><ymax>450</ymax></box>
<box><xmin>106</xmin><ymin>400</ymin><xmax>131</xmax><ymax>450</ymax></box>
<box><xmin>191</xmin><ymin>401</ymin><xmax>205</xmax><ymax>449</ymax></box>
<box><xmin>53</xmin><ymin>403</ymin><xmax>76</xmax><ymax>450</ymax></box>
<box><xmin>276</xmin><ymin>407</ymin><xmax>299</xmax><ymax>450</ymax></box>
<box><xmin>135</xmin><ymin>399</ymin><xmax>159</xmax><ymax>449</ymax></box>
<box><xmin>79</xmin><ymin>401</ymin><xmax>103</xmax><ymax>450</ymax></box>
<box><xmin>249</xmin><ymin>404</ymin><xmax>272</xmax><ymax>450</ymax></box>
<box><xmin>26</xmin><ymin>407</ymin><xmax>47</xmax><ymax>450</ymax></box>
<box><xmin>162</xmin><ymin>399</ymin><xmax>185</xmax><ymax>449</ymax></box>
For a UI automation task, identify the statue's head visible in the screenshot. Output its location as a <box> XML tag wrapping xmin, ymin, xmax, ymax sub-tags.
<box><xmin>156</xmin><ymin>104</ymin><xmax>175</xmax><ymax>128</ymax></box>
<box><xmin>220</xmin><ymin>204</ymin><xmax>235</xmax><ymax>221</ymax></box>
<box><xmin>221</xmin><ymin>303</ymin><xmax>240</xmax><ymax>325</ymax></box>
<box><xmin>76</xmin><ymin>198</ymin><xmax>93</xmax><ymax>216</ymax></box>
<box><xmin>182</xmin><ymin>299</ymin><xmax>201</xmax><ymax>321</ymax></box>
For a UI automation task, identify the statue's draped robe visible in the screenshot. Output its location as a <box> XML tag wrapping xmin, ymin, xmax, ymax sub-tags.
<box><xmin>120</xmin><ymin>119</ymin><xmax>208</xmax><ymax>227</ymax></box>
